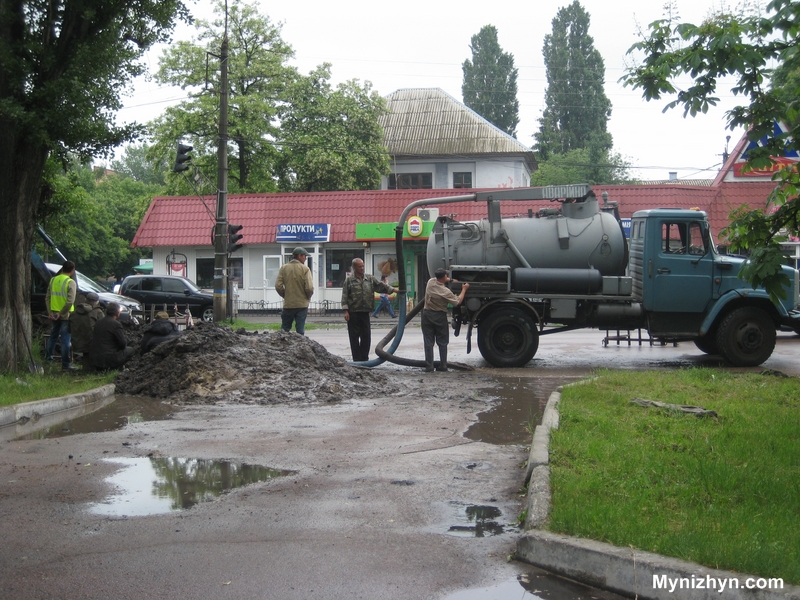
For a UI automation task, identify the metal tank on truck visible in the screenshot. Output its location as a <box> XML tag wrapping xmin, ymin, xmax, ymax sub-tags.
<box><xmin>385</xmin><ymin>184</ymin><xmax>800</xmax><ymax>369</ymax></box>
<box><xmin>427</xmin><ymin>189</ymin><xmax>628</xmax><ymax>296</ymax></box>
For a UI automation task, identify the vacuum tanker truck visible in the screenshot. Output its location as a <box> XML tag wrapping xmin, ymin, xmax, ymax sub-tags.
<box><xmin>399</xmin><ymin>184</ymin><xmax>800</xmax><ymax>368</ymax></box>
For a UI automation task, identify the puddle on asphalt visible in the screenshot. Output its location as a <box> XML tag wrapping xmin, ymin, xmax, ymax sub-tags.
<box><xmin>88</xmin><ymin>457</ymin><xmax>295</xmax><ymax>517</ymax></box>
<box><xmin>441</xmin><ymin>568</ymin><xmax>631</xmax><ymax>599</ymax></box>
<box><xmin>464</xmin><ymin>376</ymin><xmax>579</xmax><ymax>445</ymax></box>
<box><xmin>15</xmin><ymin>395</ymin><xmax>180</xmax><ymax>440</ymax></box>
<box><xmin>446</xmin><ymin>503</ymin><xmax>510</xmax><ymax>538</ymax></box>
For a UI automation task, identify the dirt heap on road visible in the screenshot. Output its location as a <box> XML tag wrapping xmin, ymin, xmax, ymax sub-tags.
<box><xmin>114</xmin><ymin>322</ymin><xmax>396</xmax><ymax>405</ymax></box>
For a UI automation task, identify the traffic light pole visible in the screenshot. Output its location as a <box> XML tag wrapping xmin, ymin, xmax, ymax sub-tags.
<box><xmin>213</xmin><ymin>34</ymin><xmax>229</xmax><ymax>322</ymax></box>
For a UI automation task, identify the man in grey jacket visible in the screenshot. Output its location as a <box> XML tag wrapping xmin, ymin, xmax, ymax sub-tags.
<box><xmin>275</xmin><ymin>247</ymin><xmax>314</xmax><ymax>335</ymax></box>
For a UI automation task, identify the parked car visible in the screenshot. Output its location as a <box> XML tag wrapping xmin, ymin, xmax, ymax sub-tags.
<box><xmin>120</xmin><ymin>275</ymin><xmax>214</xmax><ymax>322</ymax></box>
<box><xmin>31</xmin><ymin>256</ymin><xmax>143</xmax><ymax>322</ymax></box>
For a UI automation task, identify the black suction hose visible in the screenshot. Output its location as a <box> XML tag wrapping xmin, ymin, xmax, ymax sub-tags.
<box><xmin>374</xmin><ymin>298</ymin><xmax>474</xmax><ymax>371</ymax></box>
<box><xmin>350</xmin><ymin>192</ymin><xmax>478</xmax><ymax>370</ymax></box>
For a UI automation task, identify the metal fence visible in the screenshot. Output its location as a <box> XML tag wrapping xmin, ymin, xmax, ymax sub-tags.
<box><xmin>235</xmin><ymin>299</ymin><xmax>341</xmax><ymax>316</ymax></box>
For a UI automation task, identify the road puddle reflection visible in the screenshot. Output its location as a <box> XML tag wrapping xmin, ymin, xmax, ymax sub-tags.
<box><xmin>446</xmin><ymin>503</ymin><xmax>510</xmax><ymax>538</ymax></box>
<box><xmin>88</xmin><ymin>457</ymin><xmax>295</xmax><ymax>517</ymax></box>
<box><xmin>14</xmin><ymin>395</ymin><xmax>179</xmax><ymax>440</ymax></box>
<box><xmin>465</xmin><ymin>376</ymin><xmax>579</xmax><ymax>445</ymax></box>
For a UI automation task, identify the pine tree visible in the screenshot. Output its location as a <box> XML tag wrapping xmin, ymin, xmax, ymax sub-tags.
<box><xmin>535</xmin><ymin>1</ymin><xmax>612</xmax><ymax>160</ymax></box>
<box><xmin>462</xmin><ymin>25</ymin><xmax>520</xmax><ymax>137</ymax></box>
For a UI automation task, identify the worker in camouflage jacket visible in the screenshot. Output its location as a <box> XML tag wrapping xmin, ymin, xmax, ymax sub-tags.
<box><xmin>340</xmin><ymin>258</ymin><xmax>397</xmax><ymax>362</ymax></box>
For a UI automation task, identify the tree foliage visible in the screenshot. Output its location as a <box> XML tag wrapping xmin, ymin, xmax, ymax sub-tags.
<box><xmin>149</xmin><ymin>0</ymin><xmax>389</xmax><ymax>194</ymax></box>
<box><xmin>461</xmin><ymin>25</ymin><xmax>520</xmax><ymax>137</ymax></box>
<box><xmin>531</xmin><ymin>148</ymin><xmax>634</xmax><ymax>186</ymax></box>
<box><xmin>621</xmin><ymin>0</ymin><xmax>800</xmax><ymax>301</ymax></box>
<box><xmin>111</xmin><ymin>143</ymin><xmax>168</xmax><ymax>186</ymax></box>
<box><xmin>0</xmin><ymin>0</ymin><xmax>188</xmax><ymax>372</ymax></box>
<box><xmin>37</xmin><ymin>161</ymin><xmax>161</xmax><ymax>281</ymax></box>
<box><xmin>276</xmin><ymin>66</ymin><xmax>389</xmax><ymax>191</ymax></box>
<box><xmin>535</xmin><ymin>1</ymin><xmax>612</xmax><ymax>161</ymax></box>
<box><xmin>150</xmin><ymin>0</ymin><xmax>294</xmax><ymax>193</ymax></box>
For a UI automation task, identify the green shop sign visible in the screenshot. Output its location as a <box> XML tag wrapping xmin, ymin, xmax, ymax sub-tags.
<box><xmin>355</xmin><ymin>221</ymin><xmax>435</xmax><ymax>241</ymax></box>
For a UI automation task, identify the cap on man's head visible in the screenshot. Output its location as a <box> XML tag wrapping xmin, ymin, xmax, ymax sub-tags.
<box><xmin>434</xmin><ymin>268</ymin><xmax>448</xmax><ymax>279</ymax></box>
<box><xmin>85</xmin><ymin>292</ymin><xmax>99</xmax><ymax>302</ymax></box>
<box><xmin>292</xmin><ymin>247</ymin><xmax>309</xmax><ymax>256</ymax></box>
<box><xmin>156</xmin><ymin>311</ymin><xmax>170</xmax><ymax>320</ymax></box>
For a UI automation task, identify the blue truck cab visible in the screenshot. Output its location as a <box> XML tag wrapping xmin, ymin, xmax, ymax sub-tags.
<box><xmin>630</xmin><ymin>208</ymin><xmax>800</xmax><ymax>365</ymax></box>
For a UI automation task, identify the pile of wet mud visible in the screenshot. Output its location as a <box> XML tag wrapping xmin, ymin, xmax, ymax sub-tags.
<box><xmin>114</xmin><ymin>322</ymin><xmax>395</xmax><ymax>405</ymax></box>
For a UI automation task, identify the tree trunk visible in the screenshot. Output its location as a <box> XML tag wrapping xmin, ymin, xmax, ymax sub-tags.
<box><xmin>0</xmin><ymin>119</ymin><xmax>49</xmax><ymax>373</ymax></box>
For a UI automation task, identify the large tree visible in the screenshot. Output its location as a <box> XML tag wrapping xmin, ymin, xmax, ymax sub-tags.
<box><xmin>149</xmin><ymin>0</ymin><xmax>389</xmax><ymax>195</ymax></box>
<box><xmin>535</xmin><ymin>1</ymin><xmax>612</xmax><ymax>161</ymax></box>
<box><xmin>461</xmin><ymin>25</ymin><xmax>520</xmax><ymax>137</ymax></box>
<box><xmin>275</xmin><ymin>66</ymin><xmax>389</xmax><ymax>192</ymax></box>
<box><xmin>149</xmin><ymin>0</ymin><xmax>295</xmax><ymax>193</ymax></box>
<box><xmin>0</xmin><ymin>0</ymin><xmax>188</xmax><ymax>373</ymax></box>
<box><xmin>621</xmin><ymin>0</ymin><xmax>800</xmax><ymax>302</ymax></box>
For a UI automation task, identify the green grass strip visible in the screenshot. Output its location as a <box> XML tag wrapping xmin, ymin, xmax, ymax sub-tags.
<box><xmin>549</xmin><ymin>368</ymin><xmax>800</xmax><ymax>585</ymax></box>
<box><xmin>0</xmin><ymin>371</ymin><xmax>116</xmax><ymax>407</ymax></box>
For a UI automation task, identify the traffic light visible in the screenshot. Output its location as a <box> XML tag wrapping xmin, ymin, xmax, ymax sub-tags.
<box><xmin>173</xmin><ymin>143</ymin><xmax>193</xmax><ymax>173</ymax></box>
<box><xmin>227</xmin><ymin>223</ymin><xmax>244</xmax><ymax>254</ymax></box>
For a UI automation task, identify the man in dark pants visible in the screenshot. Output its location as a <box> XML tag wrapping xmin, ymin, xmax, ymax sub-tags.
<box><xmin>421</xmin><ymin>268</ymin><xmax>469</xmax><ymax>372</ymax></box>
<box><xmin>340</xmin><ymin>258</ymin><xmax>397</xmax><ymax>362</ymax></box>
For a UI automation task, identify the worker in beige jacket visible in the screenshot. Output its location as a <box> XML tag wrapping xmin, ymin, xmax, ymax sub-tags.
<box><xmin>275</xmin><ymin>247</ymin><xmax>314</xmax><ymax>335</ymax></box>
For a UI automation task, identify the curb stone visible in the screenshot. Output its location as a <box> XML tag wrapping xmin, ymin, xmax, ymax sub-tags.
<box><xmin>517</xmin><ymin>383</ymin><xmax>800</xmax><ymax>600</ymax></box>
<box><xmin>0</xmin><ymin>384</ymin><xmax>115</xmax><ymax>429</ymax></box>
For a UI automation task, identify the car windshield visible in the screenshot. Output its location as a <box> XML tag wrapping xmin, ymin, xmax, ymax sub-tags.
<box><xmin>181</xmin><ymin>278</ymin><xmax>202</xmax><ymax>293</ymax></box>
<box><xmin>75</xmin><ymin>271</ymin><xmax>107</xmax><ymax>293</ymax></box>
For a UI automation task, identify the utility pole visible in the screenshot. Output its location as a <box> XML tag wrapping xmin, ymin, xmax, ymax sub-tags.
<box><xmin>213</xmin><ymin>33</ymin><xmax>229</xmax><ymax>322</ymax></box>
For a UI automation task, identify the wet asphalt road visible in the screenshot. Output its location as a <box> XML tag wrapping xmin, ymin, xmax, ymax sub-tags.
<box><xmin>1</xmin><ymin>324</ymin><xmax>798</xmax><ymax>600</ymax></box>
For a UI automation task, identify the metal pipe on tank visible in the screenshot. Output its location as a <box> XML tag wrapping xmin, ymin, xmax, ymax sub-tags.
<box><xmin>497</xmin><ymin>229</ymin><xmax>532</xmax><ymax>268</ymax></box>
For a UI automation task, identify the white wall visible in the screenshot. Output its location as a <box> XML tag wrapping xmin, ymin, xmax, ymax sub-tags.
<box><xmin>383</xmin><ymin>157</ymin><xmax>529</xmax><ymax>189</ymax></box>
<box><xmin>149</xmin><ymin>242</ymin><xmax>401</xmax><ymax>309</ymax></box>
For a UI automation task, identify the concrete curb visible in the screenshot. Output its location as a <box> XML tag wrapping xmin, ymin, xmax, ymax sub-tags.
<box><xmin>517</xmin><ymin>383</ymin><xmax>800</xmax><ymax>600</ymax></box>
<box><xmin>0</xmin><ymin>384</ymin><xmax>115</xmax><ymax>429</ymax></box>
<box><xmin>517</xmin><ymin>530</ymin><xmax>800</xmax><ymax>600</ymax></box>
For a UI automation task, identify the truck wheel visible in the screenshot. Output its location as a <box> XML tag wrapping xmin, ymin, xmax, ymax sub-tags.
<box><xmin>693</xmin><ymin>333</ymin><xmax>718</xmax><ymax>355</ymax></box>
<box><xmin>715</xmin><ymin>307</ymin><xmax>776</xmax><ymax>367</ymax></box>
<box><xmin>477</xmin><ymin>308</ymin><xmax>539</xmax><ymax>367</ymax></box>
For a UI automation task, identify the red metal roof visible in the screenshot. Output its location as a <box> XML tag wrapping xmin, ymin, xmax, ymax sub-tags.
<box><xmin>133</xmin><ymin>189</ymin><xmax>508</xmax><ymax>247</ymax></box>
<box><xmin>132</xmin><ymin>183</ymin><xmax>778</xmax><ymax>248</ymax></box>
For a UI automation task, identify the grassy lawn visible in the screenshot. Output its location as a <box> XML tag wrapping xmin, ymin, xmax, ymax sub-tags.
<box><xmin>228</xmin><ymin>318</ymin><xmax>329</xmax><ymax>332</ymax></box>
<box><xmin>0</xmin><ymin>370</ymin><xmax>116</xmax><ymax>407</ymax></box>
<box><xmin>549</xmin><ymin>368</ymin><xmax>800</xmax><ymax>585</ymax></box>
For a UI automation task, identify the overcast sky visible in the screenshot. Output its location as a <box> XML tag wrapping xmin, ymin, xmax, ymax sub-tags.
<box><xmin>119</xmin><ymin>0</ymin><xmax>745</xmax><ymax>182</ymax></box>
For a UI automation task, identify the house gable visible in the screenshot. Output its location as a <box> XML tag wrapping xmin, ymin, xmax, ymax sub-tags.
<box><xmin>379</xmin><ymin>88</ymin><xmax>536</xmax><ymax>190</ymax></box>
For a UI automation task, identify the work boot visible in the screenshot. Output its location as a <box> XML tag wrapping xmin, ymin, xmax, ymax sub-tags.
<box><xmin>424</xmin><ymin>346</ymin><xmax>435</xmax><ymax>372</ymax></box>
<box><xmin>436</xmin><ymin>347</ymin><xmax>448</xmax><ymax>372</ymax></box>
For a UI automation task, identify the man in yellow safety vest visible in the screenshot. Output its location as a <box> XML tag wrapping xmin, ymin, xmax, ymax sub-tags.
<box><xmin>44</xmin><ymin>260</ymin><xmax>78</xmax><ymax>371</ymax></box>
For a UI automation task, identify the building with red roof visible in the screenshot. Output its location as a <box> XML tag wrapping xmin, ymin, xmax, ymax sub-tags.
<box><xmin>131</xmin><ymin>108</ymin><xmax>792</xmax><ymax>311</ymax></box>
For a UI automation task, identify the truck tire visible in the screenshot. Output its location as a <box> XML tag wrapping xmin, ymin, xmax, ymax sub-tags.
<box><xmin>477</xmin><ymin>308</ymin><xmax>539</xmax><ymax>367</ymax></box>
<box><xmin>715</xmin><ymin>307</ymin><xmax>776</xmax><ymax>367</ymax></box>
<box><xmin>693</xmin><ymin>333</ymin><xmax>718</xmax><ymax>355</ymax></box>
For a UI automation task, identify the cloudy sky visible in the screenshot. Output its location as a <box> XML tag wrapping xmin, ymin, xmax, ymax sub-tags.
<box><xmin>119</xmin><ymin>0</ymin><xmax>746</xmax><ymax>181</ymax></box>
